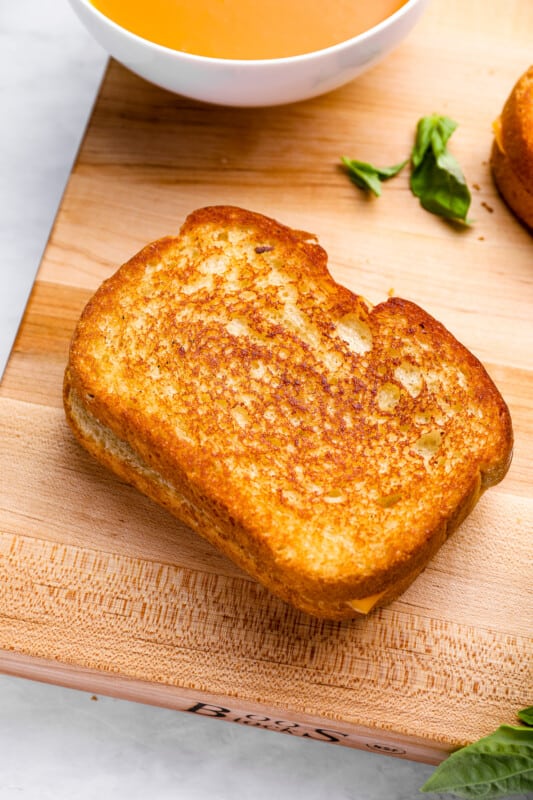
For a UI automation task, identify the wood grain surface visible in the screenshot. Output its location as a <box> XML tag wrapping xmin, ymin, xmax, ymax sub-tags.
<box><xmin>1</xmin><ymin>0</ymin><xmax>532</xmax><ymax>763</ymax></box>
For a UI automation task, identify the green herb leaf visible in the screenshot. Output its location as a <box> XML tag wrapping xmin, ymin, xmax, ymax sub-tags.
<box><xmin>412</xmin><ymin>114</ymin><xmax>457</xmax><ymax>166</ymax></box>
<box><xmin>410</xmin><ymin>149</ymin><xmax>472</xmax><ymax>222</ymax></box>
<box><xmin>420</xmin><ymin>724</ymin><xmax>533</xmax><ymax>799</ymax></box>
<box><xmin>410</xmin><ymin>114</ymin><xmax>471</xmax><ymax>223</ymax></box>
<box><xmin>341</xmin><ymin>156</ymin><xmax>407</xmax><ymax>197</ymax></box>
<box><xmin>518</xmin><ymin>707</ymin><xmax>533</xmax><ymax>727</ymax></box>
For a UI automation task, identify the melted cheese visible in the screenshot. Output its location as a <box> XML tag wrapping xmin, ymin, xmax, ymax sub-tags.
<box><xmin>347</xmin><ymin>590</ymin><xmax>386</xmax><ymax>614</ymax></box>
<box><xmin>493</xmin><ymin>116</ymin><xmax>505</xmax><ymax>154</ymax></box>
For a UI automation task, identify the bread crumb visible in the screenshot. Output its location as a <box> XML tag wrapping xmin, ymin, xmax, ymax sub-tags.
<box><xmin>478</xmin><ymin>236</ymin><xmax>485</xmax><ymax>241</ymax></box>
<box><xmin>473</xmin><ymin>183</ymin><xmax>480</xmax><ymax>191</ymax></box>
<box><xmin>387</xmin><ymin>287</ymin><xmax>395</xmax><ymax>297</ymax></box>
<box><xmin>481</xmin><ymin>201</ymin><xmax>494</xmax><ymax>213</ymax></box>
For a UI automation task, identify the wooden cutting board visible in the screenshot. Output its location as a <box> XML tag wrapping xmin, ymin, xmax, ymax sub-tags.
<box><xmin>1</xmin><ymin>0</ymin><xmax>531</xmax><ymax>765</ymax></box>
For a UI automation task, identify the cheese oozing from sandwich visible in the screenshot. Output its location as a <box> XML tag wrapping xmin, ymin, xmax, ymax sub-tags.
<box><xmin>347</xmin><ymin>590</ymin><xmax>386</xmax><ymax>614</ymax></box>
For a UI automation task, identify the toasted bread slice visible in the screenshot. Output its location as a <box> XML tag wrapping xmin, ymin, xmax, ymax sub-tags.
<box><xmin>491</xmin><ymin>65</ymin><xmax>533</xmax><ymax>229</ymax></box>
<box><xmin>64</xmin><ymin>206</ymin><xmax>513</xmax><ymax>619</ymax></box>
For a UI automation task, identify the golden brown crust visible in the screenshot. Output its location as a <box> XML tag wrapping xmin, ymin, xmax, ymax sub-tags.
<box><xmin>491</xmin><ymin>65</ymin><xmax>533</xmax><ymax>228</ymax></box>
<box><xmin>64</xmin><ymin>206</ymin><xmax>513</xmax><ymax>619</ymax></box>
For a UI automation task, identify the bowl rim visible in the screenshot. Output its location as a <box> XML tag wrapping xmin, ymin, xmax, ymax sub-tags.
<box><xmin>71</xmin><ymin>0</ymin><xmax>428</xmax><ymax>66</ymax></box>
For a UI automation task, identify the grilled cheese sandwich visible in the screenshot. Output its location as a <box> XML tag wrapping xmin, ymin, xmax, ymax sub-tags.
<box><xmin>64</xmin><ymin>206</ymin><xmax>513</xmax><ymax>619</ymax></box>
<box><xmin>491</xmin><ymin>65</ymin><xmax>533</xmax><ymax>228</ymax></box>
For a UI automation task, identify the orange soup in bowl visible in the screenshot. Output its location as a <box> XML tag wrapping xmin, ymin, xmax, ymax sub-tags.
<box><xmin>90</xmin><ymin>0</ymin><xmax>408</xmax><ymax>60</ymax></box>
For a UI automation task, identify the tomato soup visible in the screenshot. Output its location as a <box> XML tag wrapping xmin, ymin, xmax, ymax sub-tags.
<box><xmin>90</xmin><ymin>0</ymin><xmax>407</xmax><ymax>60</ymax></box>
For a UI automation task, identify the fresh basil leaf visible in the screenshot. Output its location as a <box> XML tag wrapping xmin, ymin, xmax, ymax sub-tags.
<box><xmin>411</xmin><ymin>116</ymin><xmax>434</xmax><ymax>167</ymax></box>
<box><xmin>430</xmin><ymin>115</ymin><xmax>457</xmax><ymax>157</ymax></box>
<box><xmin>412</xmin><ymin>114</ymin><xmax>457</xmax><ymax>166</ymax></box>
<box><xmin>411</xmin><ymin>151</ymin><xmax>471</xmax><ymax>223</ymax></box>
<box><xmin>518</xmin><ymin>707</ymin><xmax>533</xmax><ymax>727</ymax></box>
<box><xmin>420</xmin><ymin>724</ymin><xmax>533</xmax><ymax>799</ymax></box>
<box><xmin>410</xmin><ymin>116</ymin><xmax>471</xmax><ymax>224</ymax></box>
<box><xmin>373</xmin><ymin>160</ymin><xmax>408</xmax><ymax>179</ymax></box>
<box><xmin>342</xmin><ymin>158</ymin><xmax>383</xmax><ymax>196</ymax></box>
<box><xmin>341</xmin><ymin>157</ymin><xmax>407</xmax><ymax>197</ymax></box>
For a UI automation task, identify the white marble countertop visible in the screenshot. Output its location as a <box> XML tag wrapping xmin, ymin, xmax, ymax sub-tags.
<box><xmin>0</xmin><ymin>3</ymin><xmax>444</xmax><ymax>797</ymax></box>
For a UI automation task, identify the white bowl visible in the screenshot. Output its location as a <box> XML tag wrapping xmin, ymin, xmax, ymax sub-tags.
<box><xmin>68</xmin><ymin>0</ymin><xmax>430</xmax><ymax>107</ymax></box>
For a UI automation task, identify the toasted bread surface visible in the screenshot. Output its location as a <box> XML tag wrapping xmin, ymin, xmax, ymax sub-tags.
<box><xmin>64</xmin><ymin>206</ymin><xmax>513</xmax><ymax>619</ymax></box>
<box><xmin>491</xmin><ymin>65</ymin><xmax>533</xmax><ymax>228</ymax></box>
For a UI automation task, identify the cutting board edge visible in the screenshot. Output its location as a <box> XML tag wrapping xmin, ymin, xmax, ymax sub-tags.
<box><xmin>0</xmin><ymin>647</ymin><xmax>450</xmax><ymax>765</ymax></box>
